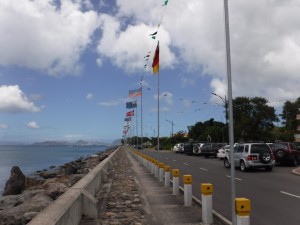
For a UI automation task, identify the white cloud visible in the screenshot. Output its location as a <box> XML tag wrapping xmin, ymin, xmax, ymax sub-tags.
<box><xmin>0</xmin><ymin>85</ymin><xmax>40</xmax><ymax>113</ymax></box>
<box><xmin>0</xmin><ymin>0</ymin><xmax>99</xmax><ymax>76</ymax></box>
<box><xmin>96</xmin><ymin>14</ymin><xmax>175</xmax><ymax>73</ymax></box>
<box><xmin>26</xmin><ymin>121</ymin><xmax>39</xmax><ymax>129</ymax></box>
<box><xmin>100</xmin><ymin>0</ymin><xmax>300</xmax><ymax>105</ymax></box>
<box><xmin>86</xmin><ymin>93</ymin><xmax>94</xmax><ymax>100</ymax></box>
<box><xmin>0</xmin><ymin>124</ymin><xmax>8</xmax><ymax>129</ymax></box>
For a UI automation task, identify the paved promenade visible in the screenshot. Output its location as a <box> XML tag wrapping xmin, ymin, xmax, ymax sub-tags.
<box><xmin>81</xmin><ymin>146</ymin><xmax>224</xmax><ymax>225</ymax></box>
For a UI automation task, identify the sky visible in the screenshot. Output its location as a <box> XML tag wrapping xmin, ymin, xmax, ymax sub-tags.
<box><xmin>1</xmin><ymin>0</ymin><xmax>300</xmax><ymax>144</ymax></box>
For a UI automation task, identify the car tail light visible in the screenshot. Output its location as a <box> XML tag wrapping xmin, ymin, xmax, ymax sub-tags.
<box><xmin>247</xmin><ymin>155</ymin><xmax>257</xmax><ymax>160</ymax></box>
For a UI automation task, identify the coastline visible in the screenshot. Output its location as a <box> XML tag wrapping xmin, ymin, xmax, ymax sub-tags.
<box><xmin>0</xmin><ymin>146</ymin><xmax>117</xmax><ymax>225</ymax></box>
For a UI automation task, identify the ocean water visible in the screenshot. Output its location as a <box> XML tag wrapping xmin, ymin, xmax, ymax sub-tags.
<box><xmin>0</xmin><ymin>145</ymin><xmax>110</xmax><ymax>194</ymax></box>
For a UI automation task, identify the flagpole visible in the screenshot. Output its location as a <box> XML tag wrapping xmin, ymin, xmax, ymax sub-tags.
<box><xmin>141</xmin><ymin>86</ymin><xmax>143</xmax><ymax>150</ymax></box>
<box><xmin>157</xmin><ymin>66</ymin><xmax>160</xmax><ymax>160</ymax></box>
<box><xmin>136</xmin><ymin>107</ymin><xmax>138</xmax><ymax>148</ymax></box>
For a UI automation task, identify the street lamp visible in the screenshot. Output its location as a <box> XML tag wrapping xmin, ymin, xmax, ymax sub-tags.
<box><xmin>166</xmin><ymin>119</ymin><xmax>174</xmax><ymax>139</ymax></box>
<box><xmin>212</xmin><ymin>92</ymin><xmax>228</xmax><ymax>143</ymax></box>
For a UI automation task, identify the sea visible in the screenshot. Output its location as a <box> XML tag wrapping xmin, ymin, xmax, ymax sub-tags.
<box><xmin>0</xmin><ymin>145</ymin><xmax>111</xmax><ymax>194</ymax></box>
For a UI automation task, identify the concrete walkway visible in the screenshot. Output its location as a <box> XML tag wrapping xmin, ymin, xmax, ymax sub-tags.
<box><xmin>127</xmin><ymin>149</ymin><xmax>225</xmax><ymax>225</ymax></box>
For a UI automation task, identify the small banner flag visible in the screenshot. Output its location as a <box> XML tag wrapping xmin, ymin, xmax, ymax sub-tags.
<box><xmin>124</xmin><ymin>117</ymin><xmax>131</xmax><ymax>122</ymax></box>
<box><xmin>126</xmin><ymin>110</ymin><xmax>135</xmax><ymax>117</ymax></box>
<box><xmin>129</xmin><ymin>88</ymin><xmax>142</xmax><ymax>98</ymax></box>
<box><xmin>126</xmin><ymin>101</ymin><xmax>137</xmax><ymax>109</ymax></box>
<box><xmin>152</xmin><ymin>41</ymin><xmax>159</xmax><ymax>74</ymax></box>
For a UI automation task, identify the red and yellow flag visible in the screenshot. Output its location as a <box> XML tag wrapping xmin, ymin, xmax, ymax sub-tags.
<box><xmin>152</xmin><ymin>41</ymin><xmax>159</xmax><ymax>74</ymax></box>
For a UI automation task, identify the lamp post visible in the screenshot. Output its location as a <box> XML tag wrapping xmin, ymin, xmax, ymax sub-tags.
<box><xmin>166</xmin><ymin>119</ymin><xmax>174</xmax><ymax>139</ymax></box>
<box><xmin>212</xmin><ymin>93</ymin><xmax>228</xmax><ymax>142</ymax></box>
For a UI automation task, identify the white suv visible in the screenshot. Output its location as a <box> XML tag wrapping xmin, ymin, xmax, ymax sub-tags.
<box><xmin>224</xmin><ymin>143</ymin><xmax>275</xmax><ymax>172</ymax></box>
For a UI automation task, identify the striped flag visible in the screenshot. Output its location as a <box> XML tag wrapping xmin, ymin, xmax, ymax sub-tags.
<box><xmin>126</xmin><ymin>110</ymin><xmax>134</xmax><ymax>117</ymax></box>
<box><xmin>152</xmin><ymin>41</ymin><xmax>159</xmax><ymax>74</ymax></box>
<box><xmin>129</xmin><ymin>88</ymin><xmax>142</xmax><ymax>98</ymax></box>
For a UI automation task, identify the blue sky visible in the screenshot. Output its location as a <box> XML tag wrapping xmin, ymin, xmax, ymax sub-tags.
<box><xmin>1</xmin><ymin>0</ymin><xmax>300</xmax><ymax>144</ymax></box>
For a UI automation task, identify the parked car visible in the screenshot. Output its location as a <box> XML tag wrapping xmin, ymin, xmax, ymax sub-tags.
<box><xmin>224</xmin><ymin>143</ymin><xmax>275</xmax><ymax>172</ymax></box>
<box><xmin>217</xmin><ymin>145</ymin><xmax>230</xmax><ymax>159</ymax></box>
<box><xmin>201</xmin><ymin>143</ymin><xmax>227</xmax><ymax>158</ymax></box>
<box><xmin>271</xmin><ymin>142</ymin><xmax>300</xmax><ymax>166</ymax></box>
<box><xmin>173</xmin><ymin>143</ymin><xmax>184</xmax><ymax>153</ymax></box>
<box><xmin>183</xmin><ymin>140</ymin><xmax>194</xmax><ymax>155</ymax></box>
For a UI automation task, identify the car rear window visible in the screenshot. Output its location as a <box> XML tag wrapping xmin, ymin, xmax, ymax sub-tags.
<box><xmin>273</xmin><ymin>143</ymin><xmax>288</xmax><ymax>150</ymax></box>
<box><xmin>250</xmin><ymin>144</ymin><xmax>270</xmax><ymax>153</ymax></box>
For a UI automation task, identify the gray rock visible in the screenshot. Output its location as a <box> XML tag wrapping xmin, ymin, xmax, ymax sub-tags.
<box><xmin>0</xmin><ymin>194</ymin><xmax>52</xmax><ymax>225</ymax></box>
<box><xmin>3</xmin><ymin>166</ymin><xmax>26</xmax><ymax>196</ymax></box>
<box><xmin>22</xmin><ymin>212</ymin><xmax>39</xmax><ymax>225</ymax></box>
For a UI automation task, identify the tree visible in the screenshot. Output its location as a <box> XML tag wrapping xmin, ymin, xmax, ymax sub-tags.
<box><xmin>188</xmin><ymin>118</ymin><xmax>226</xmax><ymax>143</ymax></box>
<box><xmin>233</xmin><ymin>97</ymin><xmax>278</xmax><ymax>142</ymax></box>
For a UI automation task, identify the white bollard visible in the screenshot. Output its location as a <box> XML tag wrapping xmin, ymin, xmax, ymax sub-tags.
<box><xmin>201</xmin><ymin>183</ymin><xmax>213</xmax><ymax>224</ymax></box>
<box><xmin>159</xmin><ymin>163</ymin><xmax>164</xmax><ymax>182</ymax></box>
<box><xmin>154</xmin><ymin>161</ymin><xmax>159</xmax><ymax>177</ymax></box>
<box><xmin>236</xmin><ymin>198</ymin><xmax>251</xmax><ymax>225</ymax></box>
<box><xmin>151</xmin><ymin>159</ymin><xmax>155</xmax><ymax>174</ymax></box>
<box><xmin>164</xmin><ymin>165</ymin><xmax>171</xmax><ymax>187</ymax></box>
<box><xmin>172</xmin><ymin>169</ymin><xmax>180</xmax><ymax>195</ymax></box>
<box><xmin>183</xmin><ymin>175</ymin><xmax>192</xmax><ymax>206</ymax></box>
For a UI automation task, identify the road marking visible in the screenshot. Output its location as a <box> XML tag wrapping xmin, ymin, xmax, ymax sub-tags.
<box><xmin>280</xmin><ymin>191</ymin><xmax>300</xmax><ymax>199</ymax></box>
<box><xmin>199</xmin><ymin>167</ymin><xmax>208</xmax><ymax>171</ymax></box>
<box><xmin>183</xmin><ymin>163</ymin><xmax>189</xmax><ymax>166</ymax></box>
<box><xmin>172</xmin><ymin>159</ymin><xmax>177</xmax><ymax>162</ymax></box>
<box><xmin>226</xmin><ymin>175</ymin><xmax>242</xmax><ymax>181</ymax></box>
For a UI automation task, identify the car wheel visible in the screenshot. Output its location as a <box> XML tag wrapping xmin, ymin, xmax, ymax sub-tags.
<box><xmin>265</xmin><ymin>166</ymin><xmax>273</xmax><ymax>172</ymax></box>
<box><xmin>276</xmin><ymin>149</ymin><xmax>286</xmax><ymax>159</ymax></box>
<box><xmin>291</xmin><ymin>157</ymin><xmax>297</xmax><ymax>167</ymax></box>
<box><xmin>260</xmin><ymin>151</ymin><xmax>272</xmax><ymax>164</ymax></box>
<box><xmin>240</xmin><ymin>161</ymin><xmax>247</xmax><ymax>172</ymax></box>
<box><xmin>224</xmin><ymin>158</ymin><xmax>230</xmax><ymax>168</ymax></box>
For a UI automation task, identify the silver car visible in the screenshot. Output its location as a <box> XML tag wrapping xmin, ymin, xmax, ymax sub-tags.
<box><xmin>224</xmin><ymin>143</ymin><xmax>275</xmax><ymax>172</ymax></box>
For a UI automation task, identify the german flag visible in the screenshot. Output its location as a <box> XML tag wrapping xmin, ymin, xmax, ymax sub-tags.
<box><xmin>152</xmin><ymin>41</ymin><xmax>159</xmax><ymax>74</ymax></box>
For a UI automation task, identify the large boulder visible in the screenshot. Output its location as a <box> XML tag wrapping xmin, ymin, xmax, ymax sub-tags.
<box><xmin>3</xmin><ymin>166</ymin><xmax>26</xmax><ymax>196</ymax></box>
<box><xmin>0</xmin><ymin>194</ymin><xmax>53</xmax><ymax>225</ymax></box>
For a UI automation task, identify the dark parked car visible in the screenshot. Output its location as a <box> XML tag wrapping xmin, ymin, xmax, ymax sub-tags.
<box><xmin>271</xmin><ymin>142</ymin><xmax>300</xmax><ymax>166</ymax></box>
<box><xmin>183</xmin><ymin>141</ymin><xmax>194</xmax><ymax>155</ymax></box>
<box><xmin>201</xmin><ymin>143</ymin><xmax>227</xmax><ymax>158</ymax></box>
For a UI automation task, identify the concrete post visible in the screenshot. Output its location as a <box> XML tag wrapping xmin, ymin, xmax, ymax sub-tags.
<box><xmin>151</xmin><ymin>159</ymin><xmax>155</xmax><ymax>174</ymax></box>
<box><xmin>236</xmin><ymin>198</ymin><xmax>251</xmax><ymax>225</ymax></box>
<box><xmin>155</xmin><ymin>161</ymin><xmax>159</xmax><ymax>177</ymax></box>
<box><xmin>201</xmin><ymin>183</ymin><xmax>213</xmax><ymax>224</ymax></box>
<box><xmin>159</xmin><ymin>163</ymin><xmax>164</xmax><ymax>182</ymax></box>
<box><xmin>164</xmin><ymin>165</ymin><xmax>171</xmax><ymax>187</ymax></box>
<box><xmin>183</xmin><ymin>175</ymin><xmax>192</xmax><ymax>206</ymax></box>
<box><xmin>172</xmin><ymin>169</ymin><xmax>180</xmax><ymax>195</ymax></box>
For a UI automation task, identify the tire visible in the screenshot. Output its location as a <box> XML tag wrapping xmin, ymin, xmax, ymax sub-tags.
<box><xmin>276</xmin><ymin>149</ymin><xmax>286</xmax><ymax>159</ymax></box>
<box><xmin>265</xmin><ymin>166</ymin><xmax>273</xmax><ymax>172</ymax></box>
<box><xmin>240</xmin><ymin>161</ymin><xmax>247</xmax><ymax>172</ymax></box>
<box><xmin>291</xmin><ymin>156</ymin><xmax>297</xmax><ymax>167</ymax></box>
<box><xmin>260</xmin><ymin>151</ymin><xmax>272</xmax><ymax>164</ymax></box>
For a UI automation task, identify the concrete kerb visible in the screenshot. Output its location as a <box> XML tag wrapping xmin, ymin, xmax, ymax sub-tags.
<box><xmin>292</xmin><ymin>167</ymin><xmax>300</xmax><ymax>175</ymax></box>
<box><xmin>28</xmin><ymin>146</ymin><xmax>121</xmax><ymax>225</ymax></box>
<box><xmin>130</xmin><ymin>149</ymin><xmax>232</xmax><ymax>225</ymax></box>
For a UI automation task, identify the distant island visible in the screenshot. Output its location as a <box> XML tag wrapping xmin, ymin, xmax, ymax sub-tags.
<box><xmin>32</xmin><ymin>139</ymin><xmax>120</xmax><ymax>146</ymax></box>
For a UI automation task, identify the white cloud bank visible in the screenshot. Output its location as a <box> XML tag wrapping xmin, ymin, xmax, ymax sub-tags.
<box><xmin>0</xmin><ymin>0</ymin><xmax>99</xmax><ymax>76</ymax></box>
<box><xmin>0</xmin><ymin>85</ymin><xmax>40</xmax><ymax>113</ymax></box>
<box><xmin>26</xmin><ymin>121</ymin><xmax>40</xmax><ymax>129</ymax></box>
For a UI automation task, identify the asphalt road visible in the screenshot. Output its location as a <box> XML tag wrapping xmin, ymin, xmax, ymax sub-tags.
<box><xmin>140</xmin><ymin>150</ymin><xmax>300</xmax><ymax>225</ymax></box>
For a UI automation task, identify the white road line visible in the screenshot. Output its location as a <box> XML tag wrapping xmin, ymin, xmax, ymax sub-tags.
<box><xmin>226</xmin><ymin>175</ymin><xmax>242</xmax><ymax>181</ymax></box>
<box><xmin>280</xmin><ymin>191</ymin><xmax>300</xmax><ymax>199</ymax></box>
<box><xmin>172</xmin><ymin>159</ymin><xmax>177</xmax><ymax>162</ymax></box>
<box><xmin>183</xmin><ymin>163</ymin><xmax>189</xmax><ymax>166</ymax></box>
<box><xmin>199</xmin><ymin>167</ymin><xmax>208</xmax><ymax>171</ymax></box>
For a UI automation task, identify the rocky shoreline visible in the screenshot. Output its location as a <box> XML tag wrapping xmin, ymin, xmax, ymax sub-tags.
<box><xmin>0</xmin><ymin>147</ymin><xmax>116</xmax><ymax>225</ymax></box>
